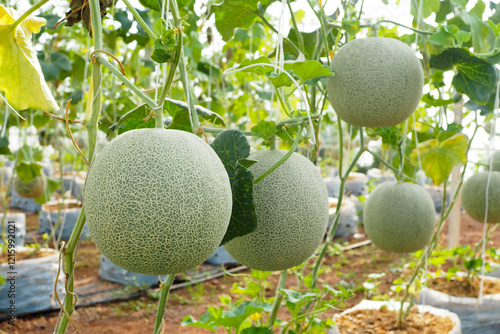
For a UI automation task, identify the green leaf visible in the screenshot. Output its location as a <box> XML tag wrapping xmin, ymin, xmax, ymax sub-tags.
<box><xmin>421</xmin><ymin>93</ymin><xmax>455</xmax><ymax>107</ymax></box>
<box><xmin>213</xmin><ymin>302</ymin><xmax>273</xmax><ymax>329</ymax></box>
<box><xmin>410</xmin><ymin>134</ymin><xmax>468</xmax><ymax>185</ymax></box>
<box><xmin>34</xmin><ymin>176</ymin><xmax>60</xmax><ymax>204</ymax></box>
<box><xmin>236</xmin><ymin>57</ymin><xmax>273</xmax><ymax>74</ymax></box>
<box><xmin>39</xmin><ymin>52</ymin><xmax>72</xmax><ymax>81</ymax></box>
<box><xmin>211</xmin><ymin>130</ymin><xmax>258</xmax><ymax>245</ymax></box>
<box><xmin>181</xmin><ymin>312</ymin><xmax>218</xmax><ymax>331</ymax></box>
<box><xmin>411</xmin><ymin>0</ymin><xmax>440</xmax><ymax>19</ymax></box>
<box><xmin>251</xmin><ymin>120</ymin><xmax>277</xmax><ymax>145</ymax></box>
<box><xmin>0</xmin><ymin>7</ymin><xmax>58</xmax><ymax>111</ymax></box>
<box><xmin>230</xmin><ymin>281</ymin><xmax>261</xmax><ymax>298</ymax></box>
<box><xmin>0</xmin><ymin>136</ymin><xmax>10</xmax><ymax>155</ymax></box>
<box><xmin>15</xmin><ymin>162</ymin><xmax>42</xmax><ymax>183</ymax></box>
<box><xmin>210</xmin><ymin>130</ymin><xmax>251</xmax><ymax>184</ymax></box>
<box><xmin>139</xmin><ymin>0</ymin><xmax>192</xmax><ymax>11</ymax></box>
<box><xmin>464</xmin><ymin>89</ymin><xmax>496</xmax><ymax>115</ymax></box>
<box><xmin>241</xmin><ymin>327</ymin><xmax>273</xmax><ymax>334</ymax></box>
<box><xmin>164</xmin><ymin>98</ymin><xmax>225</xmax><ymax>126</ymax></box>
<box><xmin>109</xmin><ymin>104</ymin><xmax>155</xmax><ymax>135</ymax></box>
<box><xmin>429</xmin><ymin>48</ymin><xmax>497</xmax><ymax>104</ymax></box>
<box><xmin>151</xmin><ymin>19</ymin><xmax>177</xmax><ymax>63</ymax></box>
<box><xmin>210</xmin><ymin>0</ymin><xmax>277</xmax><ymax>41</ymax></box>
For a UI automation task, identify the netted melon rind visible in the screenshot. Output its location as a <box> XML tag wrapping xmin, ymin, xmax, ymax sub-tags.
<box><xmin>84</xmin><ymin>128</ymin><xmax>232</xmax><ymax>275</ymax></box>
<box><xmin>461</xmin><ymin>171</ymin><xmax>500</xmax><ymax>223</ymax></box>
<box><xmin>224</xmin><ymin>150</ymin><xmax>329</xmax><ymax>271</ymax></box>
<box><xmin>363</xmin><ymin>182</ymin><xmax>436</xmax><ymax>253</ymax></box>
<box><xmin>326</xmin><ymin>37</ymin><xmax>424</xmax><ymax>128</ymax></box>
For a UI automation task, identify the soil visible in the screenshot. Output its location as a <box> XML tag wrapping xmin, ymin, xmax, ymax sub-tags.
<box><xmin>428</xmin><ymin>276</ymin><xmax>500</xmax><ymax>297</ymax></box>
<box><xmin>334</xmin><ymin>306</ymin><xmax>455</xmax><ymax>334</ymax></box>
<box><xmin>0</xmin><ymin>247</ymin><xmax>56</xmax><ymax>262</ymax></box>
<box><xmin>0</xmin><ymin>212</ymin><xmax>498</xmax><ymax>334</ymax></box>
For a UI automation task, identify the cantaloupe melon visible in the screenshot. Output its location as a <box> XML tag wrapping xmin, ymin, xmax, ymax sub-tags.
<box><xmin>224</xmin><ymin>150</ymin><xmax>329</xmax><ymax>271</ymax></box>
<box><xmin>14</xmin><ymin>173</ymin><xmax>46</xmax><ymax>198</ymax></box>
<box><xmin>84</xmin><ymin>128</ymin><xmax>232</xmax><ymax>275</ymax></box>
<box><xmin>461</xmin><ymin>171</ymin><xmax>500</xmax><ymax>223</ymax></box>
<box><xmin>326</xmin><ymin>37</ymin><xmax>424</xmax><ymax>128</ymax></box>
<box><xmin>363</xmin><ymin>182</ymin><xmax>436</xmax><ymax>253</ymax></box>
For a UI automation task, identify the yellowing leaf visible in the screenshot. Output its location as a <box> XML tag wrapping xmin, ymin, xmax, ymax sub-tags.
<box><xmin>410</xmin><ymin>134</ymin><xmax>468</xmax><ymax>185</ymax></box>
<box><xmin>0</xmin><ymin>6</ymin><xmax>59</xmax><ymax>112</ymax></box>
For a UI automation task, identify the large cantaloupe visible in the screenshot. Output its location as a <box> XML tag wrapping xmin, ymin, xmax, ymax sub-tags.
<box><xmin>84</xmin><ymin>128</ymin><xmax>232</xmax><ymax>275</ymax></box>
<box><xmin>363</xmin><ymin>182</ymin><xmax>436</xmax><ymax>253</ymax></box>
<box><xmin>224</xmin><ymin>150</ymin><xmax>329</xmax><ymax>271</ymax></box>
<box><xmin>14</xmin><ymin>173</ymin><xmax>46</xmax><ymax>198</ymax></box>
<box><xmin>461</xmin><ymin>171</ymin><xmax>500</xmax><ymax>223</ymax></box>
<box><xmin>326</xmin><ymin>37</ymin><xmax>424</xmax><ymax>127</ymax></box>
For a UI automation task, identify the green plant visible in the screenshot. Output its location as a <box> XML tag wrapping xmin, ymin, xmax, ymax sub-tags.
<box><xmin>326</xmin><ymin>37</ymin><xmax>424</xmax><ymax>128</ymax></box>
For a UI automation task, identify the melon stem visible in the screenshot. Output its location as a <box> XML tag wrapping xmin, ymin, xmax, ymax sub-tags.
<box><xmin>153</xmin><ymin>274</ymin><xmax>176</xmax><ymax>334</ymax></box>
<box><xmin>268</xmin><ymin>269</ymin><xmax>288</xmax><ymax>328</ymax></box>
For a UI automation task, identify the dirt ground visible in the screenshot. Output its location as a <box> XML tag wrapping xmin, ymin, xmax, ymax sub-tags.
<box><xmin>1</xmin><ymin>213</ymin><xmax>499</xmax><ymax>334</ymax></box>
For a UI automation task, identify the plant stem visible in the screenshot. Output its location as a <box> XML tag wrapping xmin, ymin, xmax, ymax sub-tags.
<box><xmin>367</xmin><ymin>149</ymin><xmax>418</xmax><ymax>183</ymax></box>
<box><xmin>153</xmin><ymin>274</ymin><xmax>175</xmax><ymax>334</ymax></box>
<box><xmin>310</xmin><ymin>129</ymin><xmax>365</xmax><ymax>289</ymax></box>
<box><xmin>122</xmin><ymin>0</ymin><xmax>157</xmax><ymax>40</ymax></box>
<box><xmin>54</xmin><ymin>0</ymin><xmax>103</xmax><ymax>331</ymax></box>
<box><xmin>379</xmin><ymin>20</ymin><xmax>433</xmax><ymax>35</ymax></box>
<box><xmin>11</xmin><ymin>0</ymin><xmax>50</xmax><ymax>30</ymax></box>
<box><xmin>169</xmin><ymin>0</ymin><xmax>198</xmax><ymax>134</ymax></box>
<box><xmin>254</xmin><ymin>125</ymin><xmax>303</xmax><ymax>185</ymax></box>
<box><xmin>255</xmin><ymin>12</ymin><xmax>301</xmax><ymax>57</ymax></box>
<box><xmin>96</xmin><ymin>57</ymin><xmax>157</xmax><ymax>109</ymax></box>
<box><xmin>202</xmin><ymin>127</ymin><xmax>252</xmax><ymax>136</ymax></box>
<box><xmin>268</xmin><ymin>269</ymin><xmax>288</xmax><ymax>328</ymax></box>
<box><xmin>287</xmin><ymin>0</ymin><xmax>304</xmax><ymax>54</ymax></box>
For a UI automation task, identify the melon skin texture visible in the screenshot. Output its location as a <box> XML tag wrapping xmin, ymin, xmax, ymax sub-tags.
<box><xmin>84</xmin><ymin>128</ymin><xmax>232</xmax><ymax>275</ymax></box>
<box><xmin>461</xmin><ymin>171</ymin><xmax>500</xmax><ymax>223</ymax></box>
<box><xmin>363</xmin><ymin>182</ymin><xmax>436</xmax><ymax>253</ymax></box>
<box><xmin>326</xmin><ymin>37</ymin><xmax>424</xmax><ymax>128</ymax></box>
<box><xmin>489</xmin><ymin>151</ymin><xmax>500</xmax><ymax>172</ymax></box>
<box><xmin>14</xmin><ymin>173</ymin><xmax>46</xmax><ymax>198</ymax></box>
<box><xmin>224</xmin><ymin>150</ymin><xmax>329</xmax><ymax>271</ymax></box>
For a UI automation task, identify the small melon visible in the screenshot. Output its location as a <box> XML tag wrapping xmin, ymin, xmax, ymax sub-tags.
<box><xmin>224</xmin><ymin>150</ymin><xmax>329</xmax><ymax>271</ymax></box>
<box><xmin>14</xmin><ymin>173</ymin><xmax>46</xmax><ymax>198</ymax></box>
<box><xmin>84</xmin><ymin>128</ymin><xmax>232</xmax><ymax>275</ymax></box>
<box><xmin>489</xmin><ymin>151</ymin><xmax>500</xmax><ymax>172</ymax></box>
<box><xmin>363</xmin><ymin>182</ymin><xmax>436</xmax><ymax>253</ymax></box>
<box><xmin>326</xmin><ymin>37</ymin><xmax>424</xmax><ymax>127</ymax></box>
<box><xmin>461</xmin><ymin>171</ymin><xmax>500</xmax><ymax>223</ymax></box>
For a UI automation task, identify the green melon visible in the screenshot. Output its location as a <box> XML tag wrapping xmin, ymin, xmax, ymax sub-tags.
<box><xmin>489</xmin><ymin>151</ymin><xmax>500</xmax><ymax>172</ymax></box>
<box><xmin>363</xmin><ymin>182</ymin><xmax>436</xmax><ymax>253</ymax></box>
<box><xmin>224</xmin><ymin>150</ymin><xmax>329</xmax><ymax>271</ymax></box>
<box><xmin>326</xmin><ymin>37</ymin><xmax>424</xmax><ymax>127</ymax></box>
<box><xmin>84</xmin><ymin>128</ymin><xmax>232</xmax><ymax>275</ymax></box>
<box><xmin>461</xmin><ymin>171</ymin><xmax>500</xmax><ymax>223</ymax></box>
<box><xmin>14</xmin><ymin>173</ymin><xmax>46</xmax><ymax>198</ymax></box>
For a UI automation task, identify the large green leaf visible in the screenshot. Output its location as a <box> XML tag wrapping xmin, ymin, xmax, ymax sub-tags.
<box><xmin>15</xmin><ymin>162</ymin><xmax>42</xmax><ymax>183</ymax></box>
<box><xmin>165</xmin><ymin>98</ymin><xmax>225</xmax><ymax>126</ymax></box>
<box><xmin>210</xmin><ymin>0</ymin><xmax>277</xmax><ymax>41</ymax></box>
<box><xmin>109</xmin><ymin>104</ymin><xmax>155</xmax><ymax>135</ymax></box>
<box><xmin>213</xmin><ymin>302</ymin><xmax>273</xmax><ymax>329</ymax></box>
<box><xmin>210</xmin><ymin>130</ymin><xmax>258</xmax><ymax>245</ymax></box>
<box><xmin>0</xmin><ymin>6</ymin><xmax>58</xmax><ymax>112</ymax></box>
<box><xmin>430</xmin><ymin>48</ymin><xmax>497</xmax><ymax>104</ymax></box>
<box><xmin>287</xmin><ymin>25</ymin><xmax>338</xmax><ymax>59</ymax></box>
<box><xmin>410</xmin><ymin>134</ymin><xmax>468</xmax><ymax>185</ymax></box>
<box><xmin>411</xmin><ymin>0</ymin><xmax>440</xmax><ymax>19</ymax></box>
<box><xmin>39</xmin><ymin>52</ymin><xmax>72</xmax><ymax>81</ymax></box>
<box><xmin>236</xmin><ymin>57</ymin><xmax>333</xmax><ymax>88</ymax></box>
